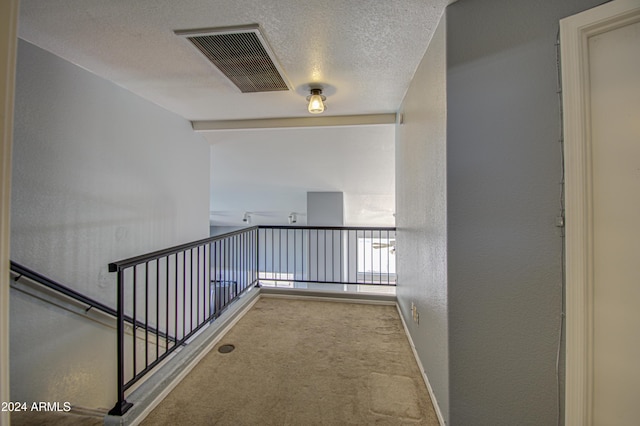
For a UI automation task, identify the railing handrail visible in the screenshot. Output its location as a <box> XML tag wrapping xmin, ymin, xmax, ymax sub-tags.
<box><xmin>260</xmin><ymin>225</ymin><xmax>396</xmax><ymax>231</ymax></box>
<box><xmin>108</xmin><ymin>226</ymin><xmax>394</xmax><ymax>273</ymax></box>
<box><xmin>10</xmin><ymin>261</ymin><xmax>175</xmax><ymax>342</ymax></box>
<box><xmin>108</xmin><ymin>226</ymin><xmax>259</xmax><ymax>272</ymax></box>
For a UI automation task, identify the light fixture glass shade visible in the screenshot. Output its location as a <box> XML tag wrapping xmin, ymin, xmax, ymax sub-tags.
<box><xmin>307</xmin><ymin>88</ymin><xmax>326</xmax><ymax>114</ymax></box>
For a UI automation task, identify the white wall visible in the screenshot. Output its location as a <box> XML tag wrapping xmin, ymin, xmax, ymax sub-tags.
<box><xmin>10</xmin><ymin>40</ymin><xmax>210</xmax><ymax>409</ymax></box>
<box><xmin>396</xmin><ymin>15</ymin><xmax>449</xmax><ymax>422</ymax></box>
<box><xmin>207</xmin><ymin>126</ymin><xmax>395</xmax><ymax>227</ymax></box>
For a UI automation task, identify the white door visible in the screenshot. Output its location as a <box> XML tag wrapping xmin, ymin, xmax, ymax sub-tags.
<box><xmin>562</xmin><ymin>1</ymin><xmax>640</xmax><ymax>425</ymax></box>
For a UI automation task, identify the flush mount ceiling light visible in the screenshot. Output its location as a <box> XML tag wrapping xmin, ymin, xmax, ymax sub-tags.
<box><xmin>306</xmin><ymin>88</ymin><xmax>326</xmax><ymax>114</ymax></box>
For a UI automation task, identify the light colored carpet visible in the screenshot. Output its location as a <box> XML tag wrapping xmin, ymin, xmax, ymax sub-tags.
<box><xmin>141</xmin><ymin>296</ymin><xmax>439</xmax><ymax>425</ymax></box>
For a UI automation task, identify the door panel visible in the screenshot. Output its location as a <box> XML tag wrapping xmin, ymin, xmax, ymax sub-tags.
<box><xmin>590</xmin><ymin>19</ymin><xmax>640</xmax><ymax>426</ymax></box>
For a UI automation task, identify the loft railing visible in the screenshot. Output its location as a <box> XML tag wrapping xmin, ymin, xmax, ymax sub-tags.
<box><xmin>108</xmin><ymin>225</ymin><xmax>394</xmax><ymax>415</ymax></box>
<box><xmin>258</xmin><ymin>226</ymin><xmax>396</xmax><ymax>286</ymax></box>
<box><xmin>10</xmin><ymin>225</ymin><xmax>395</xmax><ymax>417</ymax></box>
<box><xmin>107</xmin><ymin>226</ymin><xmax>259</xmax><ymax>415</ymax></box>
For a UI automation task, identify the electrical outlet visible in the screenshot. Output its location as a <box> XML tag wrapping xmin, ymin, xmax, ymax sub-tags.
<box><xmin>410</xmin><ymin>301</ymin><xmax>419</xmax><ymax>324</ymax></box>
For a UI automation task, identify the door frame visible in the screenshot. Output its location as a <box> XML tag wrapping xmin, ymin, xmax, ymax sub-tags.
<box><xmin>1</xmin><ymin>0</ymin><xmax>19</xmax><ymax>424</ymax></box>
<box><xmin>561</xmin><ymin>1</ymin><xmax>640</xmax><ymax>424</ymax></box>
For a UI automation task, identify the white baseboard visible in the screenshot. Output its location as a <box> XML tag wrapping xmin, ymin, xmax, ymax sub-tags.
<box><xmin>260</xmin><ymin>290</ymin><xmax>396</xmax><ymax>306</ymax></box>
<box><xmin>396</xmin><ymin>303</ymin><xmax>446</xmax><ymax>426</ymax></box>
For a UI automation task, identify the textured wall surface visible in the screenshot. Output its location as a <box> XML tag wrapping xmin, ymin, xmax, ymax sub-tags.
<box><xmin>445</xmin><ymin>0</ymin><xmax>602</xmax><ymax>424</ymax></box>
<box><xmin>10</xmin><ymin>289</ymin><xmax>118</xmax><ymax>409</ymax></box>
<box><xmin>10</xmin><ymin>40</ymin><xmax>209</xmax><ymax>408</ymax></box>
<box><xmin>396</xmin><ymin>15</ymin><xmax>448</xmax><ymax>423</ymax></box>
<box><xmin>11</xmin><ymin>40</ymin><xmax>209</xmax><ymax>303</ymax></box>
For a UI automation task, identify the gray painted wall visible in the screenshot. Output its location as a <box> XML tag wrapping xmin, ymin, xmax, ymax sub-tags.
<box><xmin>307</xmin><ymin>192</ymin><xmax>344</xmax><ymax>226</ymax></box>
<box><xmin>10</xmin><ymin>40</ymin><xmax>209</xmax><ymax>409</ymax></box>
<box><xmin>396</xmin><ymin>15</ymin><xmax>449</xmax><ymax>423</ymax></box>
<box><xmin>445</xmin><ymin>0</ymin><xmax>602</xmax><ymax>424</ymax></box>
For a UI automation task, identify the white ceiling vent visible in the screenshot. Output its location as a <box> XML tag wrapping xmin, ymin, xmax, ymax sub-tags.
<box><xmin>175</xmin><ymin>24</ymin><xmax>291</xmax><ymax>93</ymax></box>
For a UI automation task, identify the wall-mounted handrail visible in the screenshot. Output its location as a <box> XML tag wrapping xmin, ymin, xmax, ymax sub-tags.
<box><xmin>9</xmin><ymin>261</ymin><xmax>175</xmax><ymax>342</ymax></box>
<box><xmin>11</xmin><ymin>261</ymin><xmax>116</xmax><ymax>316</ymax></box>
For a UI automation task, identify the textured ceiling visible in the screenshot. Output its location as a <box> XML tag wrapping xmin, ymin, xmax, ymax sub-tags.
<box><xmin>17</xmin><ymin>0</ymin><xmax>449</xmax><ymax>226</ymax></box>
<box><xmin>18</xmin><ymin>0</ymin><xmax>449</xmax><ymax>121</ymax></box>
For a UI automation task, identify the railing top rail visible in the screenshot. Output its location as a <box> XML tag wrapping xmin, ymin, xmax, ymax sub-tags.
<box><xmin>10</xmin><ymin>261</ymin><xmax>117</xmax><ymax>317</ymax></box>
<box><xmin>108</xmin><ymin>225</ymin><xmax>395</xmax><ymax>272</ymax></box>
<box><xmin>259</xmin><ymin>226</ymin><xmax>396</xmax><ymax>231</ymax></box>
<box><xmin>108</xmin><ymin>226</ymin><xmax>259</xmax><ymax>272</ymax></box>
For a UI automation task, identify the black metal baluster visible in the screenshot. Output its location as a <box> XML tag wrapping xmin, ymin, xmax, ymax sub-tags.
<box><xmin>340</xmin><ymin>230</ymin><xmax>343</xmax><ymax>283</ymax></box>
<box><xmin>219</xmin><ymin>238</ymin><xmax>223</xmax><ymax>313</ymax></box>
<box><xmin>331</xmin><ymin>230</ymin><xmax>335</xmax><ymax>282</ymax></box>
<box><xmin>108</xmin><ymin>267</ymin><xmax>132</xmax><ymax>416</ymax></box>
<box><xmin>132</xmin><ymin>266</ymin><xmax>137</xmax><ymax>379</ymax></box>
<box><xmin>190</xmin><ymin>249</ymin><xmax>193</xmax><ymax>334</ymax></box>
<box><xmin>371</xmin><ymin>229</ymin><xmax>375</xmax><ymax>283</ymax></box>
<box><xmin>224</xmin><ymin>237</ymin><xmax>228</xmax><ymax>309</ymax></box>
<box><xmin>144</xmin><ymin>262</ymin><xmax>149</xmax><ymax>369</ymax></box>
<box><xmin>198</xmin><ymin>246</ymin><xmax>202</xmax><ymax>326</ymax></box>
<box><xmin>229</xmin><ymin>235</ymin><xmax>233</xmax><ymax>304</ymax></box>
<box><xmin>322</xmin><ymin>229</ymin><xmax>326</xmax><ymax>282</ymax></box>
<box><xmin>182</xmin><ymin>251</ymin><xmax>186</xmax><ymax>340</ymax></box>
<box><xmin>156</xmin><ymin>259</ymin><xmax>159</xmax><ymax>361</ymax></box>
<box><xmin>233</xmin><ymin>235</ymin><xmax>238</xmax><ymax>302</ymax></box>
<box><xmin>212</xmin><ymin>241</ymin><xmax>217</xmax><ymax>317</ymax></box>
<box><xmin>165</xmin><ymin>255</ymin><xmax>169</xmax><ymax>351</ymax></box>
<box><xmin>243</xmin><ymin>232</ymin><xmax>247</xmax><ymax>290</ymax></box>
<box><xmin>205</xmin><ymin>243</ymin><xmax>210</xmax><ymax>320</ymax></box>
<box><xmin>387</xmin><ymin>230</ymin><xmax>390</xmax><ymax>285</ymax></box>
<box><xmin>354</xmin><ymin>230</ymin><xmax>357</xmax><ymax>283</ymax></box>
<box><xmin>174</xmin><ymin>253</ymin><xmax>178</xmax><ymax>343</ymax></box>
<box><xmin>254</xmin><ymin>229</ymin><xmax>258</xmax><ymax>285</ymax></box>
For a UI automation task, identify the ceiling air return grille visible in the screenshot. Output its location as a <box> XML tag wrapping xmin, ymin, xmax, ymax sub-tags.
<box><xmin>175</xmin><ymin>25</ymin><xmax>290</xmax><ymax>93</ymax></box>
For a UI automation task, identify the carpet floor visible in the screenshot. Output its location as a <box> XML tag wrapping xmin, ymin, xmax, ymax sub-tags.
<box><xmin>141</xmin><ymin>296</ymin><xmax>439</xmax><ymax>425</ymax></box>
